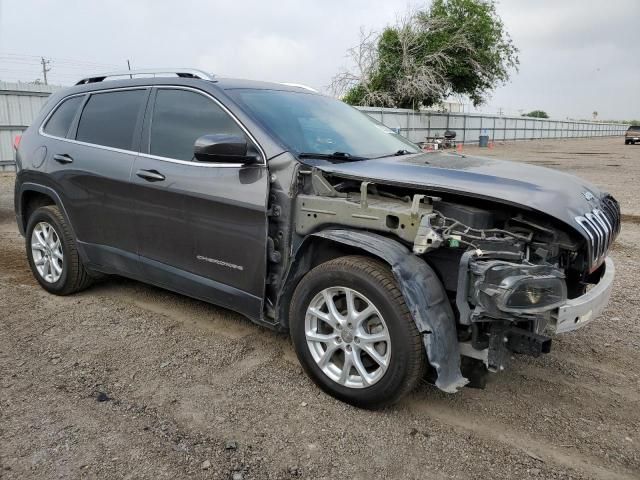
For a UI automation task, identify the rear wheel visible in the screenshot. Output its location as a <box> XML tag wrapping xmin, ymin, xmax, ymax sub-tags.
<box><xmin>290</xmin><ymin>256</ymin><xmax>425</xmax><ymax>408</ymax></box>
<box><xmin>26</xmin><ymin>205</ymin><xmax>93</xmax><ymax>295</ymax></box>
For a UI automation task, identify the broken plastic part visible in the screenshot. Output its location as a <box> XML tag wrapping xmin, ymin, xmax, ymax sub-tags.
<box><xmin>309</xmin><ymin>229</ymin><xmax>468</xmax><ymax>393</ymax></box>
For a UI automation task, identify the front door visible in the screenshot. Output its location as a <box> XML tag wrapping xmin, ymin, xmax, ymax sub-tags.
<box><xmin>132</xmin><ymin>87</ymin><xmax>269</xmax><ymax>319</ymax></box>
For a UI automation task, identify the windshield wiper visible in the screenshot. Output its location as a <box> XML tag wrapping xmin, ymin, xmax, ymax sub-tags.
<box><xmin>297</xmin><ymin>151</ymin><xmax>368</xmax><ymax>161</ymax></box>
<box><xmin>370</xmin><ymin>149</ymin><xmax>415</xmax><ymax>159</ymax></box>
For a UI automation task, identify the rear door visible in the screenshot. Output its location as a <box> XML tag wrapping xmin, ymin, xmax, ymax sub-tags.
<box><xmin>132</xmin><ymin>86</ymin><xmax>269</xmax><ymax>318</ymax></box>
<box><xmin>45</xmin><ymin>88</ymin><xmax>149</xmax><ymax>273</ymax></box>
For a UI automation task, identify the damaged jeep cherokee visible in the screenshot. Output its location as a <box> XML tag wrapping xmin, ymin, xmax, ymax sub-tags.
<box><xmin>14</xmin><ymin>69</ymin><xmax>620</xmax><ymax>408</ymax></box>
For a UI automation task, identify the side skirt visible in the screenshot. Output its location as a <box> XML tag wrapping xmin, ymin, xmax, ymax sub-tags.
<box><xmin>79</xmin><ymin>241</ymin><xmax>273</xmax><ymax>328</ymax></box>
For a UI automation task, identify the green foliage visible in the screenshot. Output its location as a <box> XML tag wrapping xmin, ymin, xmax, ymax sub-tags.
<box><xmin>340</xmin><ymin>0</ymin><xmax>518</xmax><ymax>109</ymax></box>
<box><xmin>423</xmin><ymin>0</ymin><xmax>518</xmax><ymax>106</ymax></box>
<box><xmin>522</xmin><ymin>110</ymin><xmax>549</xmax><ymax>119</ymax></box>
<box><xmin>342</xmin><ymin>84</ymin><xmax>368</xmax><ymax>106</ymax></box>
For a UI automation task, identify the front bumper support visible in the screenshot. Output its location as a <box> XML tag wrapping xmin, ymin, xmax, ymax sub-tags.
<box><xmin>552</xmin><ymin>257</ymin><xmax>615</xmax><ymax>334</ymax></box>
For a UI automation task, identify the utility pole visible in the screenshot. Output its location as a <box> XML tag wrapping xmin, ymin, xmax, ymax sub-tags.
<box><xmin>40</xmin><ymin>57</ymin><xmax>51</xmax><ymax>85</ymax></box>
<box><xmin>127</xmin><ymin>59</ymin><xmax>132</xmax><ymax>79</ymax></box>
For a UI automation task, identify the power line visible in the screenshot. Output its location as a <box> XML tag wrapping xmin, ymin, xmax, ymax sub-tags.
<box><xmin>0</xmin><ymin>51</ymin><xmax>120</xmax><ymax>69</ymax></box>
<box><xmin>0</xmin><ymin>52</ymin><xmax>126</xmax><ymax>85</ymax></box>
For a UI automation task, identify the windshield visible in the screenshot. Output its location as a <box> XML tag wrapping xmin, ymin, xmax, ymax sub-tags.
<box><xmin>227</xmin><ymin>89</ymin><xmax>420</xmax><ymax>159</ymax></box>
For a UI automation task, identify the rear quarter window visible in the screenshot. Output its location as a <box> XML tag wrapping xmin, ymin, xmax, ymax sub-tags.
<box><xmin>42</xmin><ymin>96</ymin><xmax>84</xmax><ymax>138</ymax></box>
<box><xmin>76</xmin><ymin>89</ymin><xmax>147</xmax><ymax>150</ymax></box>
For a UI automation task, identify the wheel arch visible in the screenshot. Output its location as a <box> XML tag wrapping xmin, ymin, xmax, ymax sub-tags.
<box><xmin>17</xmin><ymin>183</ymin><xmax>78</xmax><ymax>245</ymax></box>
<box><xmin>279</xmin><ymin>229</ymin><xmax>468</xmax><ymax>393</ymax></box>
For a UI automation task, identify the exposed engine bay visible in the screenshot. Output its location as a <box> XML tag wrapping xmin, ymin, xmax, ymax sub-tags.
<box><xmin>294</xmin><ymin>168</ymin><xmax>605</xmax><ymax>384</ymax></box>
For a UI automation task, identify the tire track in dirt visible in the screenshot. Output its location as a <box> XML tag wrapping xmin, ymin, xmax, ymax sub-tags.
<box><xmin>0</xmin><ymin>214</ymin><xmax>296</xmax><ymax>393</ymax></box>
<box><xmin>2</xmin><ymin>149</ymin><xmax>639</xmax><ymax>479</ymax></box>
<box><xmin>518</xmin><ymin>361</ymin><xmax>640</xmax><ymax>404</ymax></box>
<box><xmin>90</xmin><ymin>281</ymin><xmax>294</xmax><ymax>385</ymax></box>
<box><xmin>407</xmin><ymin>399</ymin><xmax>639</xmax><ymax>480</ymax></box>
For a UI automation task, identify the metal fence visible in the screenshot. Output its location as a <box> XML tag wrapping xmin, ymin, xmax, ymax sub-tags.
<box><xmin>358</xmin><ymin>106</ymin><xmax>629</xmax><ymax>144</ymax></box>
<box><xmin>0</xmin><ymin>83</ymin><xmax>630</xmax><ymax>170</ymax></box>
<box><xmin>0</xmin><ymin>81</ymin><xmax>59</xmax><ymax>170</ymax></box>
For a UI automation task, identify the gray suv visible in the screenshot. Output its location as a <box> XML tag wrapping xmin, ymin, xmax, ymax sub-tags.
<box><xmin>14</xmin><ymin>69</ymin><xmax>620</xmax><ymax>408</ymax></box>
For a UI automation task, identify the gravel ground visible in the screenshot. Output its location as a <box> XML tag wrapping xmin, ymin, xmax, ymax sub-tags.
<box><xmin>1</xmin><ymin>138</ymin><xmax>638</xmax><ymax>479</ymax></box>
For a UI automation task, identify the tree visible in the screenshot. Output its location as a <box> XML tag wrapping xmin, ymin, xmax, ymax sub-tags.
<box><xmin>332</xmin><ymin>0</ymin><xmax>519</xmax><ymax>109</ymax></box>
<box><xmin>522</xmin><ymin>110</ymin><xmax>549</xmax><ymax>119</ymax></box>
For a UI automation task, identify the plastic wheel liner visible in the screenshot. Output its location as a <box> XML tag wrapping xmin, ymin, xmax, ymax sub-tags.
<box><xmin>310</xmin><ymin>229</ymin><xmax>468</xmax><ymax>393</ymax></box>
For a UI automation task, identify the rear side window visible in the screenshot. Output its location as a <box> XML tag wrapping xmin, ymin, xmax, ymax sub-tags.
<box><xmin>43</xmin><ymin>96</ymin><xmax>83</xmax><ymax>138</ymax></box>
<box><xmin>76</xmin><ymin>89</ymin><xmax>147</xmax><ymax>150</ymax></box>
<box><xmin>150</xmin><ymin>89</ymin><xmax>245</xmax><ymax>161</ymax></box>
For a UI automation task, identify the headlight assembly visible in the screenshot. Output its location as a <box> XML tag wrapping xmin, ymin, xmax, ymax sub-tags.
<box><xmin>500</xmin><ymin>276</ymin><xmax>567</xmax><ymax>312</ymax></box>
<box><xmin>470</xmin><ymin>261</ymin><xmax>567</xmax><ymax>316</ymax></box>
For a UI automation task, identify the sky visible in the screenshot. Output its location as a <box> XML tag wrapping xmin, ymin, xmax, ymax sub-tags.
<box><xmin>0</xmin><ymin>0</ymin><xmax>638</xmax><ymax>120</ymax></box>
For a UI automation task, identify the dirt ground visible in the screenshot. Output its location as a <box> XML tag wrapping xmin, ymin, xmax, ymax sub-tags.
<box><xmin>1</xmin><ymin>137</ymin><xmax>638</xmax><ymax>480</ymax></box>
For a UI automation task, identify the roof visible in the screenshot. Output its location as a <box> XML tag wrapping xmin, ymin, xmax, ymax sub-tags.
<box><xmin>67</xmin><ymin>69</ymin><xmax>319</xmax><ymax>95</ymax></box>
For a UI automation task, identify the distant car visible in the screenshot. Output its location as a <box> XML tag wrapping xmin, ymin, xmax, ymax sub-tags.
<box><xmin>13</xmin><ymin>68</ymin><xmax>620</xmax><ymax>408</ymax></box>
<box><xmin>625</xmin><ymin>125</ymin><xmax>640</xmax><ymax>145</ymax></box>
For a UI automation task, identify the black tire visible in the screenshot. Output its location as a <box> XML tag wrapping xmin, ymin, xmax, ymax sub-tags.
<box><xmin>290</xmin><ymin>255</ymin><xmax>425</xmax><ymax>408</ymax></box>
<box><xmin>25</xmin><ymin>205</ymin><xmax>93</xmax><ymax>295</ymax></box>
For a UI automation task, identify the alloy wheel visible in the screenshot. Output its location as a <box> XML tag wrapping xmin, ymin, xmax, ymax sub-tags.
<box><xmin>31</xmin><ymin>221</ymin><xmax>64</xmax><ymax>283</ymax></box>
<box><xmin>304</xmin><ymin>286</ymin><xmax>391</xmax><ymax>388</ymax></box>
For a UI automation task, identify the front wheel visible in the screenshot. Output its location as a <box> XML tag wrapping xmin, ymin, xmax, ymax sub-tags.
<box><xmin>290</xmin><ymin>256</ymin><xmax>425</xmax><ymax>408</ymax></box>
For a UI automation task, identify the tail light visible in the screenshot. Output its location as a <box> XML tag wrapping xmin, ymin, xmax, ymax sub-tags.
<box><xmin>13</xmin><ymin>135</ymin><xmax>22</xmax><ymax>151</ymax></box>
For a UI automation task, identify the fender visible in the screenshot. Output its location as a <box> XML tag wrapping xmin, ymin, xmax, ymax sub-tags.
<box><xmin>281</xmin><ymin>229</ymin><xmax>468</xmax><ymax>393</ymax></box>
<box><xmin>15</xmin><ymin>182</ymin><xmax>89</xmax><ymax>264</ymax></box>
<box><xmin>17</xmin><ymin>182</ymin><xmax>69</xmax><ymax>232</ymax></box>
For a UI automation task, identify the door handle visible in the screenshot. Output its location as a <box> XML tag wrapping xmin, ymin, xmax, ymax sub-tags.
<box><xmin>53</xmin><ymin>154</ymin><xmax>73</xmax><ymax>164</ymax></box>
<box><xmin>136</xmin><ymin>169</ymin><xmax>166</xmax><ymax>182</ymax></box>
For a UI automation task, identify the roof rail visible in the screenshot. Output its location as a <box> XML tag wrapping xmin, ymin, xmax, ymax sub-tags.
<box><xmin>76</xmin><ymin>68</ymin><xmax>215</xmax><ymax>85</ymax></box>
<box><xmin>280</xmin><ymin>82</ymin><xmax>318</xmax><ymax>93</ymax></box>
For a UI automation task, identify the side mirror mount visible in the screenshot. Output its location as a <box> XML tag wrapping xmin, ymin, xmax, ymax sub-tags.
<box><xmin>193</xmin><ymin>134</ymin><xmax>259</xmax><ymax>164</ymax></box>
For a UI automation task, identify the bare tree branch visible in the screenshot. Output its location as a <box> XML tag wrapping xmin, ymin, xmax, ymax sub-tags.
<box><xmin>331</xmin><ymin>7</ymin><xmax>499</xmax><ymax>108</ymax></box>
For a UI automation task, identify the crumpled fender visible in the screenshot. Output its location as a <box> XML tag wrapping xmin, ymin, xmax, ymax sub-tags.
<box><xmin>310</xmin><ymin>229</ymin><xmax>468</xmax><ymax>393</ymax></box>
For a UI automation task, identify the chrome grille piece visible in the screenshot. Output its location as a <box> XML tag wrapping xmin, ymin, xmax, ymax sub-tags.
<box><xmin>575</xmin><ymin>196</ymin><xmax>620</xmax><ymax>267</ymax></box>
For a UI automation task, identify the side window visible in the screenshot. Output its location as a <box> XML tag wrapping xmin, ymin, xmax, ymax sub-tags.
<box><xmin>150</xmin><ymin>89</ymin><xmax>246</xmax><ymax>161</ymax></box>
<box><xmin>76</xmin><ymin>89</ymin><xmax>147</xmax><ymax>150</ymax></box>
<box><xmin>43</xmin><ymin>96</ymin><xmax>83</xmax><ymax>138</ymax></box>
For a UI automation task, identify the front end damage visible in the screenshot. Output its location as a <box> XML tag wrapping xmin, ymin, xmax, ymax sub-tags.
<box><xmin>292</xmin><ymin>167</ymin><xmax>620</xmax><ymax>391</ymax></box>
<box><xmin>457</xmin><ymin>251</ymin><xmax>615</xmax><ymax>376</ymax></box>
